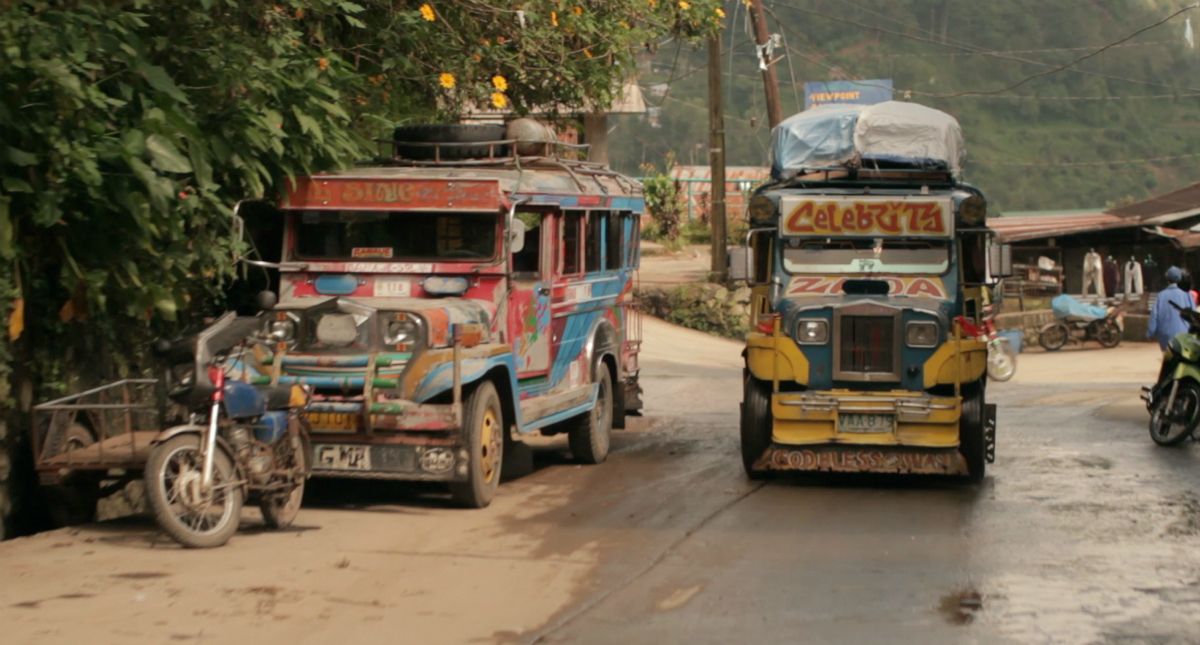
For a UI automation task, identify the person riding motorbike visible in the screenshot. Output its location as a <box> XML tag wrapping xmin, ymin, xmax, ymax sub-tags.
<box><xmin>1148</xmin><ymin>266</ymin><xmax>1193</xmax><ymax>350</ymax></box>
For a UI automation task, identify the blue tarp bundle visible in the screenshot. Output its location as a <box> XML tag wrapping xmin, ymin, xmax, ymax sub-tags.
<box><xmin>769</xmin><ymin>104</ymin><xmax>863</xmax><ymax>180</ymax></box>
<box><xmin>1051</xmin><ymin>294</ymin><xmax>1107</xmax><ymax>321</ymax></box>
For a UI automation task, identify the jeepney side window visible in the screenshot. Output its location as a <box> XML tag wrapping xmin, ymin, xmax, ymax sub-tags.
<box><xmin>512</xmin><ymin>211</ymin><xmax>543</xmax><ymax>277</ymax></box>
<box><xmin>751</xmin><ymin>230</ymin><xmax>773</xmax><ymax>284</ymax></box>
<box><xmin>561</xmin><ymin>211</ymin><xmax>583</xmax><ymax>276</ymax></box>
<box><xmin>606</xmin><ymin>212</ymin><xmax>623</xmax><ymax>271</ymax></box>
<box><xmin>585</xmin><ymin>212</ymin><xmax>603</xmax><ymax>273</ymax></box>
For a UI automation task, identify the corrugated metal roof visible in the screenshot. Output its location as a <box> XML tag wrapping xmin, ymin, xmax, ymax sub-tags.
<box><xmin>669</xmin><ymin>166</ymin><xmax>772</xmax><ymax>181</ymax></box>
<box><xmin>988</xmin><ymin>211</ymin><xmax>1130</xmax><ymax>242</ymax></box>
<box><xmin>1105</xmin><ymin>181</ymin><xmax>1200</xmax><ymax>219</ymax></box>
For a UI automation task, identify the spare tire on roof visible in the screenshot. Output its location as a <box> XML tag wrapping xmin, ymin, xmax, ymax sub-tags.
<box><xmin>392</xmin><ymin>124</ymin><xmax>509</xmax><ymax>160</ymax></box>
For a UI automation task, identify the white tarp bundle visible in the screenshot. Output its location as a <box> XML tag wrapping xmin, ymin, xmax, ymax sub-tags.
<box><xmin>853</xmin><ymin>101</ymin><xmax>963</xmax><ymax>175</ymax></box>
<box><xmin>769</xmin><ymin>100</ymin><xmax>964</xmax><ymax>179</ymax></box>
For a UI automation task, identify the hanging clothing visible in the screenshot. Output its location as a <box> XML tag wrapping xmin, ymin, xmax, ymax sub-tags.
<box><xmin>1103</xmin><ymin>257</ymin><xmax>1119</xmax><ymax>297</ymax></box>
<box><xmin>1144</xmin><ymin>257</ymin><xmax>1160</xmax><ymax>292</ymax></box>
<box><xmin>1148</xmin><ymin>284</ymin><xmax>1194</xmax><ymax>349</ymax></box>
<box><xmin>1082</xmin><ymin>250</ymin><xmax>1105</xmax><ymax>298</ymax></box>
<box><xmin>1124</xmin><ymin>260</ymin><xmax>1144</xmax><ymax>296</ymax></box>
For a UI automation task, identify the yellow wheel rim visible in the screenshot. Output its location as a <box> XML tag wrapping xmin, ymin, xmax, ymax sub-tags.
<box><xmin>480</xmin><ymin>408</ymin><xmax>500</xmax><ymax>483</ymax></box>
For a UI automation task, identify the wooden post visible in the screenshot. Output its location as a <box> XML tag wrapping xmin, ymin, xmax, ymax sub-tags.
<box><xmin>749</xmin><ymin>0</ymin><xmax>783</xmax><ymax>128</ymax></box>
<box><xmin>708</xmin><ymin>35</ymin><xmax>728</xmax><ymax>282</ymax></box>
<box><xmin>584</xmin><ymin>113</ymin><xmax>608</xmax><ymax>165</ymax></box>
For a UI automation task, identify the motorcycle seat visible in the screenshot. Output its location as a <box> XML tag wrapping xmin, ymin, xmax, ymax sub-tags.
<box><xmin>263</xmin><ymin>385</ymin><xmax>296</xmax><ymax>410</ymax></box>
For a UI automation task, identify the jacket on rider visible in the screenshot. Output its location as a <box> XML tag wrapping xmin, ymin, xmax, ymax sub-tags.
<box><xmin>1148</xmin><ymin>267</ymin><xmax>1193</xmax><ymax>349</ymax></box>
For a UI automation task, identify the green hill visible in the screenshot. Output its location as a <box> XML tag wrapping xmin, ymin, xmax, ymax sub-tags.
<box><xmin>610</xmin><ymin>0</ymin><xmax>1200</xmax><ymax>213</ymax></box>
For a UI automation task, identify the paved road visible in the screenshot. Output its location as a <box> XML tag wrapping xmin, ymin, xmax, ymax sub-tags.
<box><xmin>2</xmin><ymin>323</ymin><xmax>1198</xmax><ymax>644</ymax></box>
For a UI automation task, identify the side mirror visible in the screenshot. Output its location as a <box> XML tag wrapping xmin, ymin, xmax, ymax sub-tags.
<box><xmin>509</xmin><ymin>218</ymin><xmax>526</xmax><ymax>255</ymax></box>
<box><xmin>728</xmin><ymin>246</ymin><xmax>752</xmax><ymax>282</ymax></box>
<box><xmin>988</xmin><ymin>242</ymin><xmax>1013</xmax><ymax>279</ymax></box>
<box><xmin>256</xmin><ymin>290</ymin><xmax>278</xmax><ymax>311</ymax></box>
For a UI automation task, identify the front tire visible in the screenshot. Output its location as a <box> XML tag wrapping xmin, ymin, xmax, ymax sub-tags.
<box><xmin>568</xmin><ymin>363</ymin><xmax>613</xmax><ymax>465</ymax></box>
<box><xmin>1038</xmin><ymin>323</ymin><xmax>1068</xmax><ymax>351</ymax></box>
<box><xmin>1149</xmin><ymin>381</ymin><xmax>1200</xmax><ymax>446</ymax></box>
<box><xmin>1096</xmin><ymin>321</ymin><xmax>1122</xmax><ymax>348</ymax></box>
<box><xmin>449</xmin><ymin>381</ymin><xmax>504</xmax><ymax>508</ymax></box>
<box><xmin>960</xmin><ymin>384</ymin><xmax>987</xmax><ymax>483</ymax></box>
<box><xmin>145</xmin><ymin>435</ymin><xmax>243</xmax><ymax>548</ymax></box>
<box><xmin>740</xmin><ymin>375</ymin><xmax>773</xmax><ymax>480</ymax></box>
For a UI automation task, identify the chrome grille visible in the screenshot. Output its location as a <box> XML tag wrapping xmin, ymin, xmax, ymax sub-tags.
<box><xmin>835</xmin><ymin>311</ymin><xmax>900</xmax><ymax>382</ymax></box>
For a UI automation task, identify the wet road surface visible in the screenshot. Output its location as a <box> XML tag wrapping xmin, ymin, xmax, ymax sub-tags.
<box><xmin>1</xmin><ymin>322</ymin><xmax>1198</xmax><ymax>644</ymax></box>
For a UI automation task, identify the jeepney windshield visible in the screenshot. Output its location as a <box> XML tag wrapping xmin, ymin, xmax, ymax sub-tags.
<box><xmin>295</xmin><ymin>210</ymin><xmax>498</xmax><ymax>261</ymax></box>
<box><xmin>781</xmin><ymin>237</ymin><xmax>951</xmax><ymax>275</ymax></box>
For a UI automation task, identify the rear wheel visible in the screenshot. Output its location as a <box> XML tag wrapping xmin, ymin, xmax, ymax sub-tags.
<box><xmin>568</xmin><ymin>363</ymin><xmax>613</xmax><ymax>465</ymax></box>
<box><xmin>1097</xmin><ymin>321</ymin><xmax>1122</xmax><ymax>348</ymax></box>
<box><xmin>449</xmin><ymin>381</ymin><xmax>504</xmax><ymax>508</ymax></box>
<box><xmin>260</xmin><ymin>432</ymin><xmax>306</xmax><ymax>530</ymax></box>
<box><xmin>1038</xmin><ymin>323</ymin><xmax>1068</xmax><ymax>351</ymax></box>
<box><xmin>740</xmin><ymin>375</ymin><xmax>773</xmax><ymax>480</ymax></box>
<box><xmin>1149</xmin><ymin>380</ymin><xmax>1200</xmax><ymax>446</ymax></box>
<box><xmin>960</xmin><ymin>383</ymin><xmax>987</xmax><ymax>483</ymax></box>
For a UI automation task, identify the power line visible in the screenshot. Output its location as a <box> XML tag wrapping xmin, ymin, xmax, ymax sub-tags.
<box><xmin>769</xmin><ymin>0</ymin><xmax>1200</xmax><ymax>96</ymax></box>
<box><xmin>973</xmin><ymin>152</ymin><xmax>1200</xmax><ymax>168</ymax></box>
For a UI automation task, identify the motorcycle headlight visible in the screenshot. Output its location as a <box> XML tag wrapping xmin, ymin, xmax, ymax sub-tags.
<box><xmin>906</xmin><ymin>321</ymin><xmax>940</xmax><ymax>348</ymax></box>
<box><xmin>796</xmin><ymin>319</ymin><xmax>829</xmax><ymax>345</ymax></box>
<box><xmin>385</xmin><ymin>316</ymin><xmax>421</xmax><ymax>346</ymax></box>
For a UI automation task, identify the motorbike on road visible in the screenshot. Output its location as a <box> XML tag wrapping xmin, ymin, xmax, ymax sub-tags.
<box><xmin>1038</xmin><ymin>294</ymin><xmax>1123</xmax><ymax>351</ymax></box>
<box><xmin>145</xmin><ymin>310</ymin><xmax>310</xmax><ymax>548</ymax></box>
<box><xmin>1143</xmin><ymin>301</ymin><xmax>1200</xmax><ymax>446</ymax></box>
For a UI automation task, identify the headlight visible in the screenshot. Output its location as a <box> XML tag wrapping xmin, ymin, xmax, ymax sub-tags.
<box><xmin>747</xmin><ymin>194</ymin><xmax>776</xmax><ymax>224</ymax></box>
<box><xmin>269</xmin><ymin>319</ymin><xmax>296</xmax><ymax>342</ymax></box>
<box><xmin>959</xmin><ymin>195</ymin><xmax>987</xmax><ymax>227</ymax></box>
<box><xmin>796</xmin><ymin>319</ymin><xmax>829</xmax><ymax>345</ymax></box>
<box><xmin>384</xmin><ymin>316</ymin><xmax>420</xmax><ymax>346</ymax></box>
<box><xmin>906</xmin><ymin>321</ymin><xmax>939</xmax><ymax>348</ymax></box>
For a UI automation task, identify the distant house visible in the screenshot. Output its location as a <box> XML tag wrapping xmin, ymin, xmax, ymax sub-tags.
<box><xmin>663</xmin><ymin>165</ymin><xmax>772</xmax><ymax>224</ymax></box>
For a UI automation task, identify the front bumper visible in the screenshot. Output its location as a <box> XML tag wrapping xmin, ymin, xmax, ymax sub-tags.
<box><xmin>753</xmin><ymin>444</ymin><xmax>968</xmax><ymax>476</ymax></box>
<box><xmin>309</xmin><ymin>440</ymin><xmax>468</xmax><ymax>481</ymax></box>
<box><xmin>771</xmin><ymin>390</ymin><xmax>962</xmax><ymax>447</ymax></box>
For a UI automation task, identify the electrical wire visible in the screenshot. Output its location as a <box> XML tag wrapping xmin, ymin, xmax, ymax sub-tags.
<box><xmin>973</xmin><ymin>152</ymin><xmax>1200</xmax><ymax>168</ymax></box>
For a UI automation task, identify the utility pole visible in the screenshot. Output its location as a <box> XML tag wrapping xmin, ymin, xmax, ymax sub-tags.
<box><xmin>749</xmin><ymin>0</ymin><xmax>784</xmax><ymax>128</ymax></box>
<box><xmin>707</xmin><ymin>34</ymin><xmax>728</xmax><ymax>282</ymax></box>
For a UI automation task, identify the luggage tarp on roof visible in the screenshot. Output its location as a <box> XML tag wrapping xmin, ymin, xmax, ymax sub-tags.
<box><xmin>769</xmin><ymin>100</ymin><xmax>964</xmax><ymax>180</ymax></box>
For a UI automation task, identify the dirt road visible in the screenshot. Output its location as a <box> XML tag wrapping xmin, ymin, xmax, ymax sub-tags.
<box><xmin>2</xmin><ymin>323</ymin><xmax>1199</xmax><ymax>644</ymax></box>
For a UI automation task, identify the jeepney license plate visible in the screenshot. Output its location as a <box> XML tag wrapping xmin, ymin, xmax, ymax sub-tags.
<box><xmin>306</xmin><ymin>412</ymin><xmax>361</xmax><ymax>432</ymax></box>
<box><xmin>314</xmin><ymin>444</ymin><xmax>371</xmax><ymax>471</ymax></box>
<box><xmin>839</xmin><ymin>413</ymin><xmax>895</xmax><ymax>434</ymax></box>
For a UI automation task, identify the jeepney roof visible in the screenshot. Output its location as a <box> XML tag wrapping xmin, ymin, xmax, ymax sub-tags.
<box><xmin>308</xmin><ymin>163</ymin><xmax>643</xmax><ymax>199</ymax></box>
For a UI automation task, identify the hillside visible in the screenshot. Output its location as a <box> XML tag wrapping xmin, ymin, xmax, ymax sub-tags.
<box><xmin>609</xmin><ymin>0</ymin><xmax>1200</xmax><ymax>213</ymax></box>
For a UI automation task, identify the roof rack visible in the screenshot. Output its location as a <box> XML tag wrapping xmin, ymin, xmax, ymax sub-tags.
<box><xmin>366</xmin><ymin>138</ymin><xmax>642</xmax><ymax>195</ymax></box>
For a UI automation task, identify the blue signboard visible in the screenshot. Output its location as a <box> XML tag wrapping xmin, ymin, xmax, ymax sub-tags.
<box><xmin>804</xmin><ymin>79</ymin><xmax>893</xmax><ymax>110</ymax></box>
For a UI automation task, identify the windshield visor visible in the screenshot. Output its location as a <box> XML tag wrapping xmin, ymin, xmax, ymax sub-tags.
<box><xmin>782</xmin><ymin>237</ymin><xmax>950</xmax><ymax>275</ymax></box>
<box><xmin>296</xmin><ymin>210</ymin><xmax>498</xmax><ymax>261</ymax></box>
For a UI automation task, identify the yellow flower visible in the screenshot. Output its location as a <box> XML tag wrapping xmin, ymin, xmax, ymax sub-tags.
<box><xmin>679</xmin><ymin>0</ymin><xmax>690</xmax><ymax>9</ymax></box>
<box><xmin>715</xmin><ymin>7</ymin><xmax>725</xmax><ymax>18</ymax></box>
<box><xmin>419</xmin><ymin>3</ymin><xmax>435</xmax><ymax>21</ymax></box>
<box><xmin>551</xmin><ymin>10</ymin><xmax>558</xmax><ymax>27</ymax></box>
<box><xmin>573</xmin><ymin>6</ymin><xmax>583</xmax><ymax>15</ymax></box>
<box><xmin>439</xmin><ymin>72</ymin><xmax>456</xmax><ymax>89</ymax></box>
<box><xmin>491</xmin><ymin>92</ymin><xmax>508</xmax><ymax>109</ymax></box>
<box><xmin>619</xmin><ymin>20</ymin><xmax>630</xmax><ymax>29</ymax></box>
<box><xmin>317</xmin><ymin>57</ymin><xmax>329</xmax><ymax>71</ymax></box>
<box><xmin>648</xmin><ymin>0</ymin><xmax>656</xmax><ymax>7</ymax></box>
<box><xmin>583</xmin><ymin>48</ymin><xmax>593</xmax><ymax>59</ymax></box>
<box><xmin>491</xmin><ymin>75</ymin><xmax>508</xmax><ymax>92</ymax></box>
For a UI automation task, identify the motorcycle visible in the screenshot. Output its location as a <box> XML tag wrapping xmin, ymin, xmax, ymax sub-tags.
<box><xmin>145</xmin><ymin>310</ymin><xmax>310</xmax><ymax>548</ymax></box>
<box><xmin>958</xmin><ymin>314</ymin><xmax>1016</xmax><ymax>382</ymax></box>
<box><xmin>1038</xmin><ymin>294</ymin><xmax>1123</xmax><ymax>351</ymax></box>
<box><xmin>1142</xmin><ymin>301</ymin><xmax>1200</xmax><ymax>446</ymax></box>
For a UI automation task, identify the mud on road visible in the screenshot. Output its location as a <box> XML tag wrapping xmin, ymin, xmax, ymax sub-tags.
<box><xmin>1</xmin><ymin>322</ymin><xmax>1198</xmax><ymax>644</ymax></box>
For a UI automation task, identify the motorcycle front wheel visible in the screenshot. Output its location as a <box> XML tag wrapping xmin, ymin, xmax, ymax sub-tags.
<box><xmin>1038</xmin><ymin>323</ymin><xmax>1069</xmax><ymax>351</ymax></box>
<box><xmin>1149</xmin><ymin>381</ymin><xmax>1200</xmax><ymax>447</ymax></box>
<box><xmin>987</xmin><ymin>341</ymin><xmax>1017</xmax><ymax>382</ymax></box>
<box><xmin>145</xmin><ymin>434</ymin><xmax>243</xmax><ymax>548</ymax></box>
